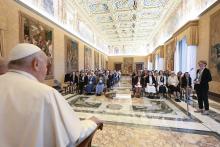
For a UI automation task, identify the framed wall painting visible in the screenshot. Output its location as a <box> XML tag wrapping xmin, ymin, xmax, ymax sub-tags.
<box><xmin>94</xmin><ymin>50</ymin><xmax>99</xmax><ymax>70</ymax></box>
<box><xmin>123</xmin><ymin>57</ymin><xmax>133</xmax><ymax>75</ymax></box>
<box><xmin>19</xmin><ymin>12</ymin><xmax>54</xmax><ymax>79</ymax></box>
<box><xmin>84</xmin><ymin>46</ymin><xmax>92</xmax><ymax>70</ymax></box>
<box><xmin>65</xmin><ymin>36</ymin><xmax>78</xmax><ymax>73</ymax></box>
<box><xmin>210</xmin><ymin>10</ymin><xmax>220</xmax><ymax>81</ymax></box>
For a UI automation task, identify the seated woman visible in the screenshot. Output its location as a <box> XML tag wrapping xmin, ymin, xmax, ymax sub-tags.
<box><xmin>168</xmin><ymin>71</ymin><xmax>180</xmax><ymax>101</ymax></box>
<box><xmin>133</xmin><ymin>71</ymin><xmax>144</xmax><ymax>98</ymax></box>
<box><xmin>157</xmin><ymin>70</ymin><xmax>167</xmax><ymax>98</ymax></box>
<box><xmin>96</xmin><ymin>76</ymin><xmax>105</xmax><ymax>96</ymax></box>
<box><xmin>78</xmin><ymin>72</ymin><xmax>86</xmax><ymax>94</ymax></box>
<box><xmin>177</xmin><ymin>71</ymin><xmax>183</xmax><ymax>96</ymax></box>
<box><xmin>145</xmin><ymin>71</ymin><xmax>157</xmax><ymax>98</ymax></box>
<box><xmin>85</xmin><ymin>72</ymin><xmax>96</xmax><ymax>94</ymax></box>
<box><xmin>181</xmin><ymin>72</ymin><xmax>192</xmax><ymax>100</ymax></box>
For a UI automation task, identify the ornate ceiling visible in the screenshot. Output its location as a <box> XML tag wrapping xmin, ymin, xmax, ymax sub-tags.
<box><xmin>73</xmin><ymin>0</ymin><xmax>181</xmax><ymax>55</ymax></box>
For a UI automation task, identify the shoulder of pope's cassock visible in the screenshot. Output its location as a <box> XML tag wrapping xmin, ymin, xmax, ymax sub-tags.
<box><xmin>0</xmin><ymin>71</ymin><xmax>97</xmax><ymax>147</ymax></box>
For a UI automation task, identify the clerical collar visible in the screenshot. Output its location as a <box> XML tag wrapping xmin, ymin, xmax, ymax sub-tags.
<box><xmin>8</xmin><ymin>69</ymin><xmax>38</xmax><ymax>82</ymax></box>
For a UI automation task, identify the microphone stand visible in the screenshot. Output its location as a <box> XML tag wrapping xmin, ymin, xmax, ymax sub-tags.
<box><xmin>186</xmin><ymin>68</ymin><xmax>194</xmax><ymax>116</ymax></box>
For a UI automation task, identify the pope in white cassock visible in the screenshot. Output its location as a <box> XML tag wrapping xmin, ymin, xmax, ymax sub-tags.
<box><xmin>0</xmin><ymin>43</ymin><xmax>102</xmax><ymax>147</ymax></box>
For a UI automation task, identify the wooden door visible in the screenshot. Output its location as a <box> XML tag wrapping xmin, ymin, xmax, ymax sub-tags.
<box><xmin>114</xmin><ymin>63</ymin><xmax>122</xmax><ymax>71</ymax></box>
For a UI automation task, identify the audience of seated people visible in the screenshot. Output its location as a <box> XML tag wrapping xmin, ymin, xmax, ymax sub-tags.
<box><xmin>131</xmin><ymin>69</ymin><xmax>194</xmax><ymax>101</ymax></box>
<box><xmin>63</xmin><ymin>68</ymin><xmax>194</xmax><ymax>101</ymax></box>
<box><xmin>64</xmin><ymin>69</ymin><xmax>121</xmax><ymax>96</ymax></box>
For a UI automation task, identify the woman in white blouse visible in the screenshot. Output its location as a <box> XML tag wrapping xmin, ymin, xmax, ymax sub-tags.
<box><xmin>145</xmin><ymin>71</ymin><xmax>157</xmax><ymax>98</ymax></box>
<box><xmin>168</xmin><ymin>71</ymin><xmax>180</xmax><ymax>100</ymax></box>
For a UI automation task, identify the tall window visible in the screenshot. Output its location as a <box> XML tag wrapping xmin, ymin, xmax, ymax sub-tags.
<box><xmin>148</xmin><ymin>58</ymin><xmax>152</xmax><ymax>70</ymax></box>
<box><xmin>175</xmin><ymin>37</ymin><xmax>187</xmax><ymax>72</ymax></box>
<box><xmin>174</xmin><ymin>37</ymin><xmax>197</xmax><ymax>80</ymax></box>
<box><xmin>179</xmin><ymin>37</ymin><xmax>187</xmax><ymax>72</ymax></box>
<box><xmin>155</xmin><ymin>54</ymin><xmax>160</xmax><ymax>70</ymax></box>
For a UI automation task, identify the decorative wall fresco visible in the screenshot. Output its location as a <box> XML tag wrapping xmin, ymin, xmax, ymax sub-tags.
<box><xmin>123</xmin><ymin>57</ymin><xmax>133</xmax><ymax>74</ymax></box>
<box><xmin>94</xmin><ymin>50</ymin><xmax>99</xmax><ymax>69</ymax></box>
<box><xmin>17</xmin><ymin>0</ymin><xmax>107</xmax><ymax>54</ymax></box>
<box><xmin>151</xmin><ymin>0</ymin><xmax>217</xmax><ymax>49</ymax></box>
<box><xmin>78</xmin><ymin>20</ymin><xmax>94</xmax><ymax>43</ymax></box>
<box><xmin>84</xmin><ymin>46</ymin><xmax>92</xmax><ymax>69</ymax></box>
<box><xmin>210</xmin><ymin>10</ymin><xmax>220</xmax><ymax>82</ymax></box>
<box><xmin>165</xmin><ymin>39</ymin><xmax>175</xmax><ymax>71</ymax></box>
<box><xmin>43</xmin><ymin>0</ymin><xmax>54</xmax><ymax>16</ymax></box>
<box><xmin>65</xmin><ymin>36</ymin><xmax>78</xmax><ymax>73</ymax></box>
<box><xmin>100</xmin><ymin>54</ymin><xmax>105</xmax><ymax>69</ymax></box>
<box><xmin>19</xmin><ymin>12</ymin><xmax>53</xmax><ymax>79</ymax></box>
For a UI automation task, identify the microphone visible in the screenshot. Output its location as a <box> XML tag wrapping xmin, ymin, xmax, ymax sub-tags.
<box><xmin>189</xmin><ymin>68</ymin><xmax>194</xmax><ymax>72</ymax></box>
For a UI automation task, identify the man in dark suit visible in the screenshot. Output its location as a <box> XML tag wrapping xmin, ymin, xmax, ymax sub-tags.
<box><xmin>194</xmin><ymin>60</ymin><xmax>212</xmax><ymax>115</ymax></box>
<box><xmin>79</xmin><ymin>71</ymin><xmax>86</xmax><ymax>94</ymax></box>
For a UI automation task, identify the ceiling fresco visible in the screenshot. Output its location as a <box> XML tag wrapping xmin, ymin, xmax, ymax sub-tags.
<box><xmin>19</xmin><ymin>0</ymin><xmax>218</xmax><ymax>55</ymax></box>
<box><xmin>74</xmin><ymin>0</ymin><xmax>181</xmax><ymax>55</ymax></box>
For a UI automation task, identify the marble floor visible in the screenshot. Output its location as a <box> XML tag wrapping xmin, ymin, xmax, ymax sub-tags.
<box><xmin>65</xmin><ymin>77</ymin><xmax>220</xmax><ymax>147</ymax></box>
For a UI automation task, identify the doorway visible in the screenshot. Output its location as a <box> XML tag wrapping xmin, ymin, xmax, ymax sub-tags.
<box><xmin>135</xmin><ymin>62</ymin><xmax>144</xmax><ymax>71</ymax></box>
<box><xmin>114</xmin><ymin>63</ymin><xmax>122</xmax><ymax>71</ymax></box>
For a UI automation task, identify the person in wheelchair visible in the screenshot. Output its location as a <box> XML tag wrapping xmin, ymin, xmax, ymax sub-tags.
<box><xmin>133</xmin><ymin>71</ymin><xmax>145</xmax><ymax>98</ymax></box>
<box><xmin>168</xmin><ymin>71</ymin><xmax>180</xmax><ymax>101</ymax></box>
<box><xmin>157</xmin><ymin>70</ymin><xmax>167</xmax><ymax>98</ymax></box>
<box><xmin>181</xmin><ymin>72</ymin><xmax>192</xmax><ymax>100</ymax></box>
<box><xmin>145</xmin><ymin>71</ymin><xmax>157</xmax><ymax>98</ymax></box>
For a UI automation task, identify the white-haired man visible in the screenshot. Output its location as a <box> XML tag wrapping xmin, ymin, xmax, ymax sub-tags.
<box><xmin>0</xmin><ymin>43</ymin><xmax>102</xmax><ymax>147</ymax></box>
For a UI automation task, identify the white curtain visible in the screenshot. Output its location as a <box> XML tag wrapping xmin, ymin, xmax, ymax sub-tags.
<box><xmin>186</xmin><ymin>45</ymin><xmax>197</xmax><ymax>81</ymax></box>
<box><xmin>174</xmin><ymin>37</ymin><xmax>197</xmax><ymax>79</ymax></box>
<box><xmin>155</xmin><ymin>54</ymin><xmax>158</xmax><ymax>70</ymax></box>
<box><xmin>159</xmin><ymin>58</ymin><xmax>164</xmax><ymax>70</ymax></box>
<box><xmin>180</xmin><ymin>37</ymin><xmax>188</xmax><ymax>72</ymax></box>
<box><xmin>174</xmin><ymin>41</ymin><xmax>179</xmax><ymax>73</ymax></box>
<box><xmin>148</xmin><ymin>60</ymin><xmax>152</xmax><ymax>70</ymax></box>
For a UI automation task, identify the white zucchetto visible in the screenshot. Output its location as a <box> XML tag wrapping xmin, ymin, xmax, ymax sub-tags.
<box><xmin>8</xmin><ymin>43</ymin><xmax>41</xmax><ymax>62</ymax></box>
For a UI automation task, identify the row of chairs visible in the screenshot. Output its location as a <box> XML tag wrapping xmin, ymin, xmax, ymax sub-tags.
<box><xmin>132</xmin><ymin>85</ymin><xmax>198</xmax><ymax>101</ymax></box>
<box><xmin>52</xmin><ymin>82</ymin><xmax>78</xmax><ymax>95</ymax></box>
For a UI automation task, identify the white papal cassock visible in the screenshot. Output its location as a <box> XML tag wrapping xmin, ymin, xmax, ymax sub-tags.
<box><xmin>0</xmin><ymin>70</ymin><xmax>97</xmax><ymax>147</ymax></box>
